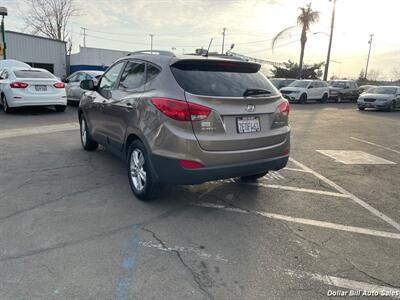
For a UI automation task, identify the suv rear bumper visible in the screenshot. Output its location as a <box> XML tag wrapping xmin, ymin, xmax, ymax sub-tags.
<box><xmin>151</xmin><ymin>154</ymin><xmax>289</xmax><ymax>185</ymax></box>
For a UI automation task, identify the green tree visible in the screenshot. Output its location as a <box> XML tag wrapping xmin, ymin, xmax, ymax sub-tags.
<box><xmin>272</xmin><ymin>3</ymin><xmax>320</xmax><ymax>79</ymax></box>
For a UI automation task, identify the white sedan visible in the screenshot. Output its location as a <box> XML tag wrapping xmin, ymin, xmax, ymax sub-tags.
<box><xmin>0</xmin><ymin>67</ymin><xmax>67</xmax><ymax>113</ymax></box>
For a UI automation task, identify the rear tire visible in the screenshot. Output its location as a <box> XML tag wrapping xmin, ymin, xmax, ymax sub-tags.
<box><xmin>2</xmin><ymin>95</ymin><xmax>12</xmax><ymax>114</ymax></box>
<box><xmin>240</xmin><ymin>172</ymin><xmax>268</xmax><ymax>182</ymax></box>
<box><xmin>127</xmin><ymin>140</ymin><xmax>160</xmax><ymax>201</ymax></box>
<box><xmin>298</xmin><ymin>94</ymin><xmax>307</xmax><ymax>104</ymax></box>
<box><xmin>55</xmin><ymin>105</ymin><xmax>66</xmax><ymax>112</ymax></box>
<box><xmin>79</xmin><ymin>116</ymin><xmax>98</xmax><ymax>151</ymax></box>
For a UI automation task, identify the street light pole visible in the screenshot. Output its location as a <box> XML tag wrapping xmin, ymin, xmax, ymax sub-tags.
<box><xmin>221</xmin><ymin>27</ymin><xmax>226</xmax><ymax>54</ymax></box>
<box><xmin>365</xmin><ymin>34</ymin><xmax>374</xmax><ymax>79</ymax></box>
<box><xmin>0</xmin><ymin>7</ymin><xmax>8</xmax><ymax>59</ymax></box>
<box><xmin>323</xmin><ymin>0</ymin><xmax>336</xmax><ymax>81</ymax></box>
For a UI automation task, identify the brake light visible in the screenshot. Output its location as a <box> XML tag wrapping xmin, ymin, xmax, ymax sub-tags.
<box><xmin>53</xmin><ymin>82</ymin><xmax>65</xmax><ymax>88</ymax></box>
<box><xmin>278</xmin><ymin>100</ymin><xmax>290</xmax><ymax>116</ymax></box>
<box><xmin>10</xmin><ymin>82</ymin><xmax>28</xmax><ymax>89</ymax></box>
<box><xmin>179</xmin><ymin>159</ymin><xmax>204</xmax><ymax>169</ymax></box>
<box><xmin>151</xmin><ymin>98</ymin><xmax>211</xmax><ymax>121</ymax></box>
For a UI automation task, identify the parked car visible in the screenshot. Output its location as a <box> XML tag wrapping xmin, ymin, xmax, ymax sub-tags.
<box><xmin>270</xmin><ymin>78</ymin><xmax>296</xmax><ymax>89</ymax></box>
<box><xmin>280</xmin><ymin>79</ymin><xmax>329</xmax><ymax>103</ymax></box>
<box><xmin>0</xmin><ymin>67</ymin><xmax>67</xmax><ymax>113</ymax></box>
<box><xmin>357</xmin><ymin>86</ymin><xmax>400</xmax><ymax>112</ymax></box>
<box><xmin>358</xmin><ymin>85</ymin><xmax>376</xmax><ymax>94</ymax></box>
<box><xmin>328</xmin><ymin>80</ymin><xmax>359</xmax><ymax>102</ymax></box>
<box><xmin>64</xmin><ymin>70</ymin><xmax>104</xmax><ymax>103</ymax></box>
<box><xmin>0</xmin><ymin>59</ymin><xmax>30</xmax><ymax>70</ymax></box>
<box><xmin>78</xmin><ymin>51</ymin><xmax>290</xmax><ymax>200</ymax></box>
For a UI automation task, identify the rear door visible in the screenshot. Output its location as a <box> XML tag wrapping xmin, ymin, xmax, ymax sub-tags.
<box><xmin>170</xmin><ymin>59</ymin><xmax>286</xmax><ymax>151</ymax></box>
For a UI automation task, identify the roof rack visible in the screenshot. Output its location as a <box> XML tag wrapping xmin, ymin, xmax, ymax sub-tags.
<box><xmin>127</xmin><ymin>50</ymin><xmax>175</xmax><ymax>57</ymax></box>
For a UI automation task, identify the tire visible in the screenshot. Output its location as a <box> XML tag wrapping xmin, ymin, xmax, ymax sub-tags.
<box><xmin>387</xmin><ymin>101</ymin><xmax>396</xmax><ymax>112</ymax></box>
<box><xmin>55</xmin><ymin>105</ymin><xmax>66</xmax><ymax>112</ymax></box>
<box><xmin>298</xmin><ymin>93</ymin><xmax>307</xmax><ymax>104</ymax></box>
<box><xmin>240</xmin><ymin>172</ymin><xmax>268</xmax><ymax>182</ymax></box>
<box><xmin>358</xmin><ymin>106</ymin><xmax>365</xmax><ymax>111</ymax></box>
<box><xmin>127</xmin><ymin>140</ymin><xmax>160</xmax><ymax>201</ymax></box>
<box><xmin>336</xmin><ymin>94</ymin><xmax>344</xmax><ymax>103</ymax></box>
<box><xmin>2</xmin><ymin>95</ymin><xmax>12</xmax><ymax>114</ymax></box>
<box><xmin>320</xmin><ymin>93</ymin><xmax>328</xmax><ymax>103</ymax></box>
<box><xmin>79</xmin><ymin>115</ymin><xmax>98</xmax><ymax>151</ymax></box>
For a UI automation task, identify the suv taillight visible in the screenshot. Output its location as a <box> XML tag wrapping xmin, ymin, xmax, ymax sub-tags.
<box><xmin>272</xmin><ymin>100</ymin><xmax>290</xmax><ymax>128</ymax></box>
<box><xmin>151</xmin><ymin>97</ymin><xmax>211</xmax><ymax>121</ymax></box>
<box><xmin>53</xmin><ymin>82</ymin><xmax>65</xmax><ymax>88</ymax></box>
<box><xmin>10</xmin><ymin>82</ymin><xmax>29</xmax><ymax>89</ymax></box>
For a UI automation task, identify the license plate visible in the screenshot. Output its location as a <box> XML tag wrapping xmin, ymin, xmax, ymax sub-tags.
<box><xmin>35</xmin><ymin>85</ymin><xmax>47</xmax><ymax>92</ymax></box>
<box><xmin>237</xmin><ymin>116</ymin><xmax>261</xmax><ymax>133</ymax></box>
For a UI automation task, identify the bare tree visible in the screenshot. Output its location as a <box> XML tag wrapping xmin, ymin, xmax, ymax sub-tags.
<box><xmin>367</xmin><ymin>69</ymin><xmax>381</xmax><ymax>82</ymax></box>
<box><xmin>21</xmin><ymin>0</ymin><xmax>78</xmax><ymax>41</ymax></box>
<box><xmin>391</xmin><ymin>67</ymin><xmax>400</xmax><ymax>81</ymax></box>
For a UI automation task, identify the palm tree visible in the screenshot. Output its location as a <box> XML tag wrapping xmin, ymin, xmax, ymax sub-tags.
<box><xmin>272</xmin><ymin>3</ymin><xmax>320</xmax><ymax>79</ymax></box>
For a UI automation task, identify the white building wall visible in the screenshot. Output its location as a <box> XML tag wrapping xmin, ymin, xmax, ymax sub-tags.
<box><xmin>5</xmin><ymin>31</ymin><xmax>67</xmax><ymax>78</ymax></box>
<box><xmin>70</xmin><ymin>47</ymin><xmax>130</xmax><ymax>70</ymax></box>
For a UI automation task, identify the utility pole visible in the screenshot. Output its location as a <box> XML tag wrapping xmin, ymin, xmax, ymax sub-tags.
<box><xmin>221</xmin><ymin>27</ymin><xmax>227</xmax><ymax>54</ymax></box>
<box><xmin>0</xmin><ymin>7</ymin><xmax>8</xmax><ymax>59</ymax></box>
<box><xmin>149</xmin><ymin>34</ymin><xmax>154</xmax><ymax>54</ymax></box>
<box><xmin>365</xmin><ymin>34</ymin><xmax>374</xmax><ymax>79</ymax></box>
<box><xmin>323</xmin><ymin>0</ymin><xmax>337</xmax><ymax>81</ymax></box>
<box><xmin>81</xmin><ymin>27</ymin><xmax>87</xmax><ymax>47</ymax></box>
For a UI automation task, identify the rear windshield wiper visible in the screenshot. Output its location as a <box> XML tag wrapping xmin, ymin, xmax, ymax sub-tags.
<box><xmin>243</xmin><ymin>88</ymin><xmax>272</xmax><ymax>97</ymax></box>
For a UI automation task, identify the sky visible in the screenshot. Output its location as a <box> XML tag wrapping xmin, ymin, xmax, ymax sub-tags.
<box><xmin>2</xmin><ymin>0</ymin><xmax>400</xmax><ymax>80</ymax></box>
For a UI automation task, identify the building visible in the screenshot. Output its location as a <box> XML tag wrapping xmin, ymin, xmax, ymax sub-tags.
<box><xmin>69</xmin><ymin>46</ymin><xmax>130</xmax><ymax>73</ymax></box>
<box><xmin>4</xmin><ymin>30</ymin><xmax>67</xmax><ymax>78</ymax></box>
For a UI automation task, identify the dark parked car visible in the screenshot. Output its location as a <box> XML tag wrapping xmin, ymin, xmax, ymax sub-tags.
<box><xmin>328</xmin><ymin>80</ymin><xmax>359</xmax><ymax>102</ymax></box>
<box><xmin>77</xmin><ymin>50</ymin><xmax>290</xmax><ymax>200</ymax></box>
<box><xmin>270</xmin><ymin>78</ymin><xmax>296</xmax><ymax>89</ymax></box>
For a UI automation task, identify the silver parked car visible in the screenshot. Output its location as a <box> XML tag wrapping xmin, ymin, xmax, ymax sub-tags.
<box><xmin>358</xmin><ymin>86</ymin><xmax>400</xmax><ymax>112</ymax></box>
<box><xmin>64</xmin><ymin>71</ymin><xmax>104</xmax><ymax>102</ymax></box>
<box><xmin>78</xmin><ymin>51</ymin><xmax>291</xmax><ymax>200</ymax></box>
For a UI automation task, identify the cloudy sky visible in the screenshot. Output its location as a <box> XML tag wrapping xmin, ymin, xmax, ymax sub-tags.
<box><xmin>2</xmin><ymin>0</ymin><xmax>400</xmax><ymax>79</ymax></box>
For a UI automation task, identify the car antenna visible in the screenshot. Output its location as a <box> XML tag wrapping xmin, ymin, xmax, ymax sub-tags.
<box><xmin>204</xmin><ymin>38</ymin><xmax>213</xmax><ymax>57</ymax></box>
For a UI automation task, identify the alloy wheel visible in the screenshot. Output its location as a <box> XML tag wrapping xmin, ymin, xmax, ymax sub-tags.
<box><xmin>130</xmin><ymin>149</ymin><xmax>147</xmax><ymax>192</ymax></box>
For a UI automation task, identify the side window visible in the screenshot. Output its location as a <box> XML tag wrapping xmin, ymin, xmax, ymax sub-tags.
<box><xmin>99</xmin><ymin>62</ymin><xmax>125</xmax><ymax>90</ymax></box>
<box><xmin>119</xmin><ymin>61</ymin><xmax>145</xmax><ymax>90</ymax></box>
<box><xmin>3</xmin><ymin>71</ymin><xmax>9</xmax><ymax>79</ymax></box>
<box><xmin>68</xmin><ymin>73</ymin><xmax>79</xmax><ymax>82</ymax></box>
<box><xmin>146</xmin><ymin>64</ymin><xmax>161</xmax><ymax>82</ymax></box>
<box><xmin>77</xmin><ymin>73</ymin><xmax>86</xmax><ymax>81</ymax></box>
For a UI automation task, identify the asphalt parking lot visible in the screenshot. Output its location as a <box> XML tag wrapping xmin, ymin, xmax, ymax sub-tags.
<box><xmin>0</xmin><ymin>103</ymin><xmax>399</xmax><ymax>300</ymax></box>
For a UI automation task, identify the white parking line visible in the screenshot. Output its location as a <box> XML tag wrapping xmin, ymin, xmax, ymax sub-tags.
<box><xmin>139</xmin><ymin>241</ymin><xmax>228</xmax><ymax>262</ymax></box>
<box><xmin>351</xmin><ymin>137</ymin><xmax>400</xmax><ymax>155</ymax></box>
<box><xmin>0</xmin><ymin>123</ymin><xmax>79</xmax><ymax>140</ymax></box>
<box><xmin>283</xmin><ymin>167</ymin><xmax>311</xmax><ymax>173</ymax></box>
<box><xmin>289</xmin><ymin>158</ymin><xmax>400</xmax><ymax>232</ymax></box>
<box><xmin>286</xmin><ymin>270</ymin><xmax>400</xmax><ymax>299</ymax></box>
<box><xmin>245</xmin><ymin>183</ymin><xmax>350</xmax><ymax>198</ymax></box>
<box><xmin>193</xmin><ymin>202</ymin><xmax>400</xmax><ymax>240</ymax></box>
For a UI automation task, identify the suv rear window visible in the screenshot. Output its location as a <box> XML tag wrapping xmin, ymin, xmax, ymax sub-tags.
<box><xmin>14</xmin><ymin>70</ymin><xmax>54</xmax><ymax>79</ymax></box>
<box><xmin>171</xmin><ymin>60</ymin><xmax>277</xmax><ymax>97</ymax></box>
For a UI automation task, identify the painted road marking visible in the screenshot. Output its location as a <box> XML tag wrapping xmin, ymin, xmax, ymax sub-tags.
<box><xmin>0</xmin><ymin>123</ymin><xmax>79</xmax><ymax>140</ymax></box>
<box><xmin>351</xmin><ymin>137</ymin><xmax>400</xmax><ymax>155</ymax></box>
<box><xmin>286</xmin><ymin>270</ymin><xmax>400</xmax><ymax>299</ymax></box>
<box><xmin>283</xmin><ymin>167</ymin><xmax>311</xmax><ymax>173</ymax></box>
<box><xmin>290</xmin><ymin>158</ymin><xmax>400</xmax><ymax>232</ymax></box>
<box><xmin>244</xmin><ymin>182</ymin><xmax>350</xmax><ymax>198</ymax></box>
<box><xmin>264</xmin><ymin>171</ymin><xmax>285</xmax><ymax>181</ymax></box>
<box><xmin>316</xmin><ymin>150</ymin><xmax>396</xmax><ymax>165</ymax></box>
<box><xmin>139</xmin><ymin>241</ymin><xmax>228</xmax><ymax>262</ymax></box>
<box><xmin>193</xmin><ymin>202</ymin><xmax>400</xmax><ymax>240</ymax></box>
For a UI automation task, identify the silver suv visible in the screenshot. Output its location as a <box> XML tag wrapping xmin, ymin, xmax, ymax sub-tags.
<box><xmin>78</xmin><ymin>51</ymin><xmax>291</xmax><ymax>200</ymax></box>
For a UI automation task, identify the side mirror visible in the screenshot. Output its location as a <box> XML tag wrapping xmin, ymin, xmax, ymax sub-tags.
<box><xmin>80</xmin><ymin>79</ymin><xmax>95</xmax><ymax>91</ymax></box>
<box><xmin>62</xmin><ymin>78</ymin><xmax>69</xmax><ymax>83</ymax></box>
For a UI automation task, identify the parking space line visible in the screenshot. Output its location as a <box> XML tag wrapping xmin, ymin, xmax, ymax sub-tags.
<box><xmin>286</xmin><ymin>270</ymin><xmax>400</xmax><ymax>298</ymax></box>
<box><xmin>0</xmin><ymin>123</ymin><xmax>79</xmax><ymax>139</ymax></box>
<box><xmin>289</xmin><ymin>158</ymin><xmax>400</xmax><ymax>232</ymax></box>
<box><xmin>351</xmin><ymin>137</ymin><xmax>400</xmax><ymax>155</ymax></box>
<box><xmin>193</xmin><ymin>202</ymin><xmax>400</xmax><ymax>240</ymax></box>
<box><xmin>283</xmin><ymin>167</ymin><xmax>311</xmax><ymax>173</ymax></box>
<box><xmin>245</xmin><ymin>183</ymin><xmax>350</xmax><ymax>198</ymax></box>
<box><xmin>139</xmin><ymin>241</ymin><xmax>228</xmax><ymax>262</ymax></box>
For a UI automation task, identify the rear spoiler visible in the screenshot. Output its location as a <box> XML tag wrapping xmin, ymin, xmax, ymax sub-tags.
<box><xmin>170</xmin><ymin>59</ymin><xmax>261</xmax><ymax>73</ymax></box>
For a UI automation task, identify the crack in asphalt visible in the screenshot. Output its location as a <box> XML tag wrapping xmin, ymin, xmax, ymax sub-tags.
<box><xmin>0</xmin><ymin>205</ymin><xmax>188</xmax><ymax>263</ymax></box>
<box><xmin>141</xmin><ymin>227</ymin><xmax>214</xmax><ymax>300</ymax></box>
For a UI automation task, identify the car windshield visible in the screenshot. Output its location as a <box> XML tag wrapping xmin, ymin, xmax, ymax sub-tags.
<box><xmin>14</xmin><ymin>70</ymin><xmax>54</xmax><ymax>79</ymax></box>
<box><xmin>288</xmin><ymin>80</ymin><xmax>311</xmax><ymax>88</ymax></box>
<box><xmin>329</xmin><ymin>81</ymin><xmax>346</xmax><ymax>88</ymax></box>
<box><xmin>368</xmin><ymin>87</ymin><xmax>397</xmax><ymax>94</ymax></box>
